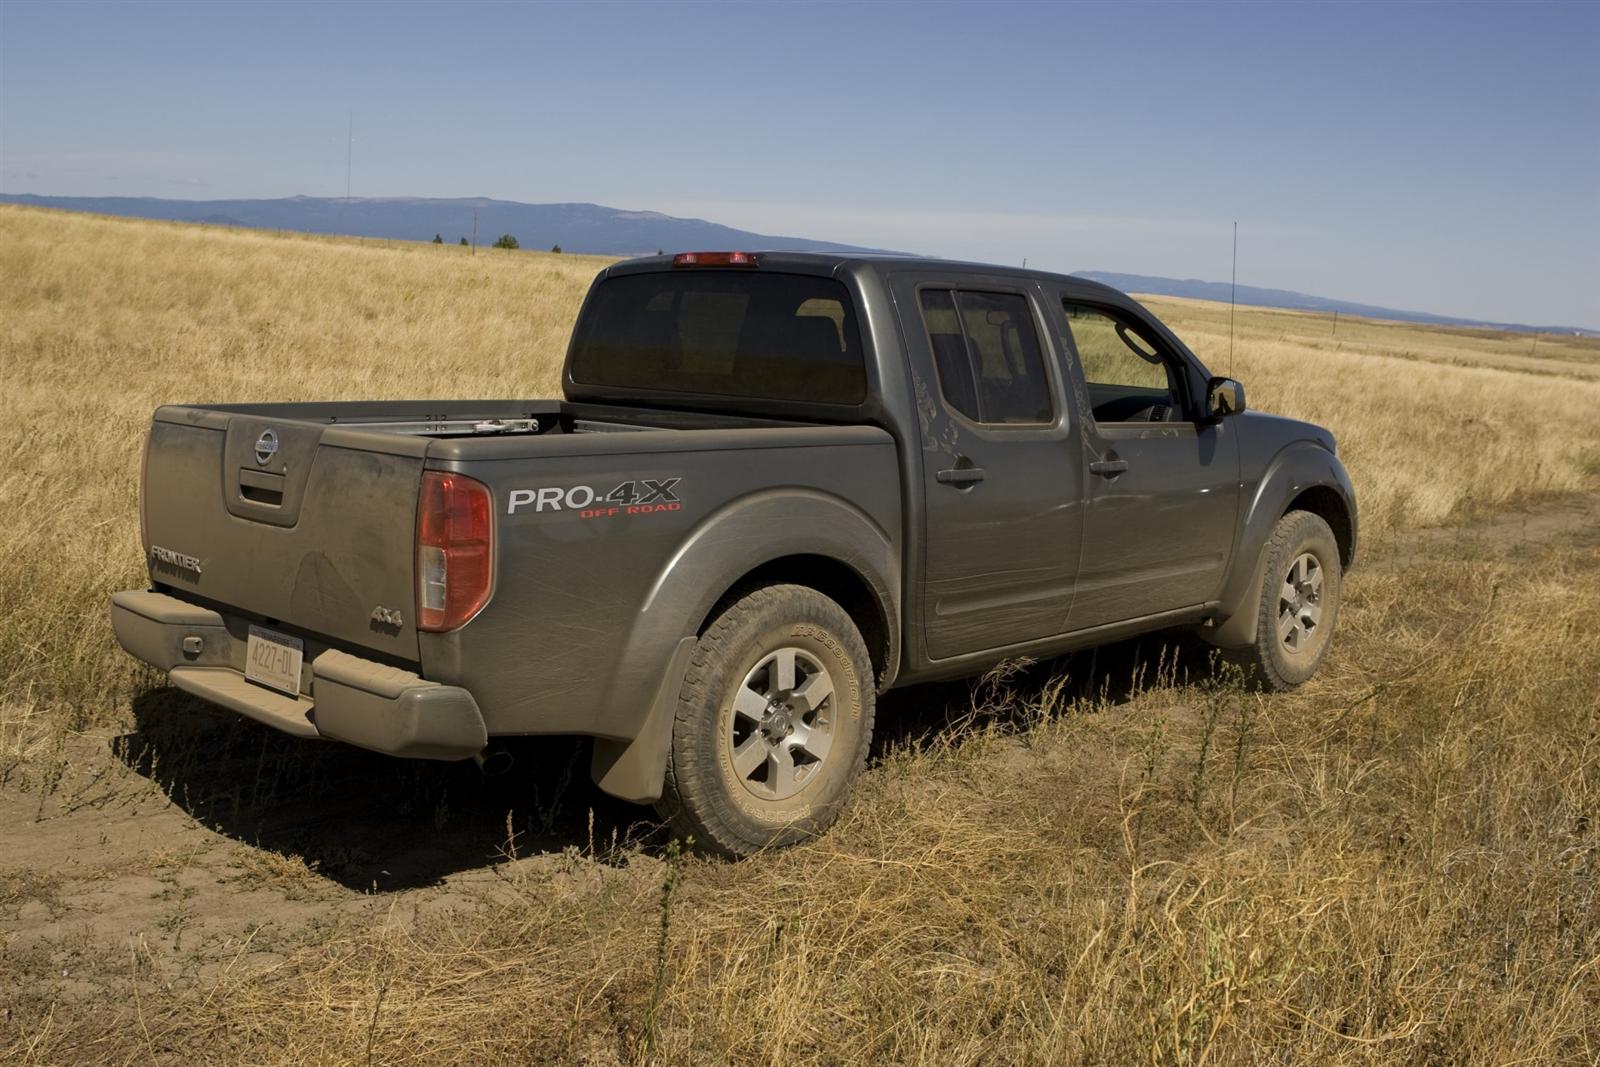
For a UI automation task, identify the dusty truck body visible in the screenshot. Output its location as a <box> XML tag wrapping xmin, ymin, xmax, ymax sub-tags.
<box><xmin>113</xmin><ymin>252</ymin><xmax>1357</xmax><ymax>855</ymax></box>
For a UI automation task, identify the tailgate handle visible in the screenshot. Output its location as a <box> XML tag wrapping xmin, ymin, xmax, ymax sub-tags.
<box><xmin>238</xmin><ymin>467</ymin><xmax>285</xmax><ymax>507</ymax></box>
<box><xmin>1089</xmin><ymin>459</ymin><xmax>1129</xmax><ymax>477</ymax></box>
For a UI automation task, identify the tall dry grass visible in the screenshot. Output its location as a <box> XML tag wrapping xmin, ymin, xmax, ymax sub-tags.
<box><xmin>4</xmin><ymin>204</ymin><xmax>1598</xmax><ymax>721</ymax></box>
<box><xmin>1140</xmin><ymin>294</ymin><xmax>1600</xmax><ymax>532</ymax></box>
<box><xmin>10</xmin><ymin>530</ymin><xmax>1599</xmax><ymax>1064</ymax></box>
<box><xmin>2</xmin><ymin>206</ymin><xmax>1599</xmax><ymax>1064</ymax></box>
<box><xmin>4</xmin><ymin>205</ymin><xmax>1598</xmax><ymax>720</ymax></box>
<box><xmin>0</xmin><ymin>206</ymin><xmax>603</xmax><ymax>718</ymax></box>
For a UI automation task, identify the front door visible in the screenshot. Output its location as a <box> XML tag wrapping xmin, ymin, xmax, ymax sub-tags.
<box><xmin>1054</xmin><ymin>299</ymin><xmax>1241</xmax><ymax>632</ymax></box>
<box><xmin>892</xmin><ymin>275</ymin><xmax>1086</xmax><ymax>661</ymax></box>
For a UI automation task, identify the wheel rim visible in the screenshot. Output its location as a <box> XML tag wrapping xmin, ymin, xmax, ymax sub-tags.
<box><xmin>726</xmin><ymin>646</ymin><xmax>835</xmax><ymax>801</ymax></box>
<box><xmin>1277</xmin><ymin>551</ymin><xmax>1326</xmax><ymax>654</ymax></box>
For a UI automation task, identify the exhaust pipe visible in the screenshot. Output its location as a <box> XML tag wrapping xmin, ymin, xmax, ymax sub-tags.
<box><xmin>473</xmin><ymin>744</ymin><xmax>514</xmax><ymax>777</ymax></box>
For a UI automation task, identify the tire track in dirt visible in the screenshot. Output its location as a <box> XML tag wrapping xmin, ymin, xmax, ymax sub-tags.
<box><xmin>3</xmin><ymin>490</ymin><xmax>1597</xmax><ymax>1027</ymax></box>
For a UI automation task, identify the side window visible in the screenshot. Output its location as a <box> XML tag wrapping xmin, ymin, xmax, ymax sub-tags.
<box><xmin>919</xmin><ymin>289</ymin><xmax>1053</xmax><ymax>425</ymax></box>
<box><xmin>1062</xmin><ymin>303</ymin><xmax>1182</xmax><ymax>423</ymax></box>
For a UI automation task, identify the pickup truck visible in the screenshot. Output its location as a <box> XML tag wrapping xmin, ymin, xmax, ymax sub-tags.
<box><xmin>112</xmin><ymin>251</ymin><xmax>1357</xmax><ymax>856</ymax></box>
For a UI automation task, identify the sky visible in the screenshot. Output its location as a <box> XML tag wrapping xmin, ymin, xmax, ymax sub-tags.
<box><xmin>2</xmin><ymin>0</ymin><xmax>1596</xmax><ymax>328</ymax></box>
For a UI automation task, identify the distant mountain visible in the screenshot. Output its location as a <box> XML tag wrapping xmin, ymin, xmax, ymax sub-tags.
<box><xmin>0</xmin><ymin>193</ymin><xmax>898</xmax><ymax>257</ymax></box>
<box><xmin>1075</xmin><ymin>271</ymin><xmax>1597</xmax><ymax>337</ymax></box>
<box><xmin>7</xmin><ymin>194</ymin><xmax>1588</xmax><ymax>334</ymax></box>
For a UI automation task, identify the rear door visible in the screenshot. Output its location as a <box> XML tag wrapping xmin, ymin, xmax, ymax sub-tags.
<box><xmin>1048</xmin><ymin>297</ymin><xmax>1241</xmax><ymax>631</ymax></box>
<box><xmin>891</xmin><ymin>273</ymin><xmax>1085</xmax><ymax>660</ymax></box>
<box><xmin>142</xmin><ymin>408</ymin><xmax>426</xmax><ymax>660</ymax></box>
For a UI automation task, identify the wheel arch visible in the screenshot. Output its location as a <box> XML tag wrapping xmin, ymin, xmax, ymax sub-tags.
<box><xmin>1203</xmin><ymin>442</ymin><xmax>1357</xmax><ymax>649</ymax></box>
<box><xmin>590</xmin><ymin>488</ymin><xmax>901</xmax><ymax>804</ymax></box>
<box><xmin>698</xmin><ymin>553</ymin><xmax>895</xmax><ymax>690</ymax></box>
<box><xmin>1285</xmin><ymin>484</ymin><xmax>1355</xmax><ymax>569</ymax></box>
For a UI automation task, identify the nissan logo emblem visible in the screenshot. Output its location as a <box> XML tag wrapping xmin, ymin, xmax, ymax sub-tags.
<box><xmin>254</xmin><ymin>429</ymin><xmax>279</xmax><ymax>466</ymax></box>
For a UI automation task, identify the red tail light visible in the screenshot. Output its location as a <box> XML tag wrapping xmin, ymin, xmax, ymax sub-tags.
<box><xmin>672</xmin><ymin>251</ymin><xmax>758</xmax><ymax>267</ymax></box>
<box><xmin>139</xmin><ymin>430</ymin><xmax>152</xmax><ymax>556</ymax></box>
<box><xmin>417</xmin><ymin>471</ymin><xmax>494</xmax><ymax>632</ymax></box>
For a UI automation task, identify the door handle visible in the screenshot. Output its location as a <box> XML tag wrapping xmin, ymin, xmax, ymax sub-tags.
<box><xmin>936</xmin><ymin>466</ymin><xmax>986</xmax><ymax>486</ymax></box>
<box><xmin>1089</xmin><ymin>459</ymin><xmax>1129</xmax><ymax>477</ymax></box>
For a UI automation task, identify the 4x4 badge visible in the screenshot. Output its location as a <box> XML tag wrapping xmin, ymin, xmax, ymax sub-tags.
<box><xmin>370</xmin><ymin>605</ymin><xmax>404</xmax><ymax>628</ymax></box>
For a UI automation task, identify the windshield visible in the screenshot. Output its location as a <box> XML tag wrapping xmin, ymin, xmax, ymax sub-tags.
<box><xmin>568</xmin><ymin>271</ymin><xmax>867</xmax><ymax>405</ymax></box>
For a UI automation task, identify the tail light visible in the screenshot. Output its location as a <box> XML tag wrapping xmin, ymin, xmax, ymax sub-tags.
<box><xmin>672</xmin><ymin>251</ymin><xmax>758</xmax><ymax>267</ymax></box>
<box><xmin>417</xmin><ymin>471</ymin><xmax>494</xmax><ymax>632</ymax></box>
<box><xmin>138</xmin><ymin>430</ymin><xmax>152</xmax><ymax>556</ymax></box>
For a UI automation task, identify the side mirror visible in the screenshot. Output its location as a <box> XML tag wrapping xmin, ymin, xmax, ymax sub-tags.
<box><xmin>1206</xmin><ymin>376</ymin><xmax>1246</xmax><ymax>419</ymax></box>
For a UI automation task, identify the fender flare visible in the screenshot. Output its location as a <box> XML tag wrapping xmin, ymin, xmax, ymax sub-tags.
<box><xmin>591</xmin><ymin>488</ymin><xmax>900</xmax><ymax>803</ymax></box>
<box><xmin>1205</xmin><ymin>442</ymin><xmax>1357</xmax><ymax>649</ymax></box>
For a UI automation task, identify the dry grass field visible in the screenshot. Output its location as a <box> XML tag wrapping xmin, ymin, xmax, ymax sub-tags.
<box><xmin>3</xmin><ymin>204</ymin><xmax>1599</xmax><ymax>1064</ymax></box>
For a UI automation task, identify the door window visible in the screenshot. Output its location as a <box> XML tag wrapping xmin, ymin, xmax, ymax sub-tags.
<box><xmin>1062</xmin><ymin>303</ymin><xmax>1183</xmax><ymax>423</ymax></box>
<box><xmin>920</xmin><ymin>289</ymin><xmax>1053</xmax><ymax>425</ymax></box>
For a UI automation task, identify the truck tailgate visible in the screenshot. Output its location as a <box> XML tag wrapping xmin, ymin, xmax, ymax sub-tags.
<box><xmin>143</xmin><ymin>407</ymin><xmax>425</xmax><ymax>661</ymax></box>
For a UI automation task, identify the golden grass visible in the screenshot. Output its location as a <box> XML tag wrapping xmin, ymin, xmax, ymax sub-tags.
<box><xmin>11</xmin><ymin>534</ymin><xmax>1599</xmax><ymax>1064</ymax></box>
<box><xmin>0</xmin><ymin>205</ymin><xmax>604</xmax><ymax>716</ymax></box>
<box><xmin>3</xmin><ymin>204</ymin><xmax>1597</xmax><ymax>719</ymax></box>
<box><xmin>1137</xmin><ymin>294</ymin><xmax>1600</xmax><ymax>531</ymax></box>
<box><xmin>3</xmin><ymin>205</ymin><xmax>1600</xmax><ymax>1064</ymax></box>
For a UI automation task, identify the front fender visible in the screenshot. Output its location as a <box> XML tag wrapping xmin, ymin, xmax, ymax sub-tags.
<box><xmin>591</xmin><ymin>488</ymin><xmax>900</xmax><ymax>802</ymax></box>
<box><xmin>1206</xmin><ymin>441</ymin><xmax>1357</xmax><ymax>648</ymax></box>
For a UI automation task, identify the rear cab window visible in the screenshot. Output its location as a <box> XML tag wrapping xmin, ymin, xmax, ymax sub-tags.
<box><xmin>569</xmin><ymin>271</ymin><xmax>867</xmax><ymax>405</ymax></box>
<box><xmin>918</xmin><ymin>288</ymin><xmax>1054</xmax><ymax>425</ymax></box>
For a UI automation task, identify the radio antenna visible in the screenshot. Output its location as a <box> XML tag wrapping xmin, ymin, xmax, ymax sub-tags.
<box><xmin>1227</xmin><ymin>221</ymin><xmax>1238</xmax><ymax>376</ymax></box>
<box><xmin>345</xmin><ymin>111</ymin><xmax>353</xmax><ymax>203</ymax></box>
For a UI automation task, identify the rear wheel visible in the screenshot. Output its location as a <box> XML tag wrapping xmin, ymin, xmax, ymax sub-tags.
<box><xmin>1230</xmin><ymin>510</ymin><xmax>1343</xmax><ymax>691</ymax></box>
<box><xmin>656</xmin><ymin>584</ymin><xmax>874</xmax><ymax>857</ymax></box>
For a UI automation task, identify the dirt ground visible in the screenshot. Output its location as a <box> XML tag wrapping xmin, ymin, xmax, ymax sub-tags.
<box><xmin>4</xmin><ymin>491</ymin><xmax>1599</xmax><ymax>1057</ymax></box>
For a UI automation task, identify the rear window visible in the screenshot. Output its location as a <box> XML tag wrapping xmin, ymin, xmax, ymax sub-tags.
<box><xmin>568</xmin><ymin>271</ymin><xmax>867</xmax><ymax>405</ymax></box>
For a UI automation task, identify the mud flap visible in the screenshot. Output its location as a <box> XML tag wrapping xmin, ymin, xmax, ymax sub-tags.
<box><xmin>1201</xmin><ymin>543</ymin><xmax>1269</xmax><ymax>649</ymax></box>
<box><xmin>589</xmin><ymin>636</ymin><xmax>697</xmax><ymax>804</ymax></box>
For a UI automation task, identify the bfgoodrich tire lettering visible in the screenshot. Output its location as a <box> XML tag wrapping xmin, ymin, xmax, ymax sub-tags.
<box><xmin>656</xmin><ymin>584</ymin><xmax>875</xmax><ymax>857</ymax></box>
<box><xmin>1231</xmin><ymin>510</ymin><xmax>1343</xmax><ymax>691</ymax></box>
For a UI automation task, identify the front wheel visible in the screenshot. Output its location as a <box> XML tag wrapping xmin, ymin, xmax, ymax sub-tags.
<box><xmin>655</xmin><ymin>584</ymin><xmax>875</xmax><ymax>857</ymax></box>
<box><xmin>1229</xmin><ymin>510</ymin><xmax>1344</xmax><ymax>691</ymax></box>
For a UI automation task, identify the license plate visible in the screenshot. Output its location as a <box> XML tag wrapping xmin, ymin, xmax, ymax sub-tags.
<box><xmin>245</xmin><ymin>625</ymin><xmax>304</xmax><ymax>696</ymax></box>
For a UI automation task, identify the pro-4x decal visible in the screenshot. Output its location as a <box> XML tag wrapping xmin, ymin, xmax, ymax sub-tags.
<box><xmin>507</xmin><ymin>478</ymin><xmax>681</xmax><ymax>518</ymax></box>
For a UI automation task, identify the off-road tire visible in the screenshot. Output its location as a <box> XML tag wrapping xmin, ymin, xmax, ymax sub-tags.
<box><xmin>656</xmin><ymin>584</ymin><xmax>875</xmax><ymax>857</ymax></box>
<box><xmin>1230</xmin><ymin>510</ymin><xmax>1343</xmax><ymax>692</ymax></box>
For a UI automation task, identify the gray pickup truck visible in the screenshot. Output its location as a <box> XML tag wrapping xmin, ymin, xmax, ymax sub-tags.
<box><xmin>112</xmin><ymin>251</ymin><xmax>1356</xmax><ymax>855</ymax></box>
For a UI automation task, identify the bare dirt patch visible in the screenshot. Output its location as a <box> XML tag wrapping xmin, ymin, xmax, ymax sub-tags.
<box><xmin>3</xmin><ymin>209</ymin><xmax>1598</xmax><ymax>1061</ymax></box>
<box><xmin>5</xmin><ymin>492</ymin><xmax>1599</xmax><ymax>1063</ymax></box>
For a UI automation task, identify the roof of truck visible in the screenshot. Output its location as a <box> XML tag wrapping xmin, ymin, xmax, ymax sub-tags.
<box><xmin>604</xmin><ymin>250</ymin><xmax>1132</xmax><ymax>302</ymax></box>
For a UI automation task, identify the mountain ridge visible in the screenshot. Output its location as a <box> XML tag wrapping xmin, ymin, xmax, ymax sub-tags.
<box><xmin>0</xmin><ymin>193</ymin><xmax>898</xmax><ymax>256</ymax></box>
<box><xmin>3</xmin><ymin>193</ymin><xmax>1589</xmax><ymax>335</ymax></box>
<box><xmin>1073</xmin><ymin>271</ymin><xmax>1596</xmax><ymax>337</ymax></box>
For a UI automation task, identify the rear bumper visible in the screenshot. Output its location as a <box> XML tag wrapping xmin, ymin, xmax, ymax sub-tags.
<box><xmin>110</xmin><ymin>590</ymin><xmax>487</xmax><ymax>760</ymax></box>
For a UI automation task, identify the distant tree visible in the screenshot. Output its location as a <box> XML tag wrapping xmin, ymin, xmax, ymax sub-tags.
<box><xmin>550</xmin><ymin>243</ymin><xmax>563</xmax><ymax>254</ymax></box>
<box><xmin>432</xmin><ymin>233</ymin><xmax>443</xmax><ymax>244</ymax></box>
<box><xmin>656</xmin><ymin>249</ymin><xmax>664</xmax><ymax>255</ymax></box>
<box><xmin>492</xmin><ymin>234</ymin><xmax>520</xmax><ymax>250</ymax></box>
<box><xmin>459</xmin><ymin>237</ymin><xmax>468</xmax><ymax>246</ymax></box>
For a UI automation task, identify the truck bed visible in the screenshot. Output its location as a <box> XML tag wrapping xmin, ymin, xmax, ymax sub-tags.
<box><xmin>141</xmin><ymin>397</ymin><xmax>896</xmax><ymax>679</ymax></box>
<box><xmin>166</xmin><ymin>398</ymin><xmax>796</xmax><ymax>440</ymax></box>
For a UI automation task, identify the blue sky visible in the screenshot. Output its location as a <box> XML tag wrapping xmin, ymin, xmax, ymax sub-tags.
<box><xmin>2</xmin><ymin>0</ymin><xmax>1596</xmax><ymax>327</ymax></box>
